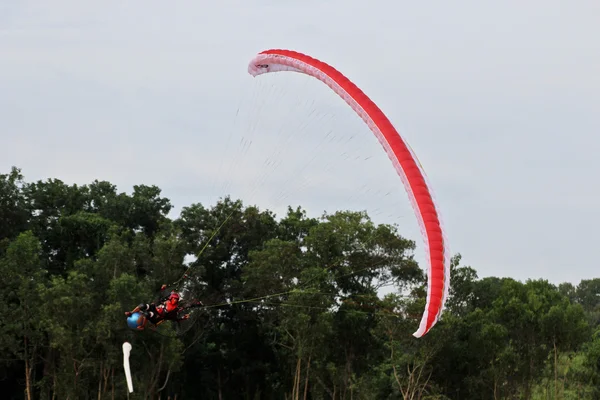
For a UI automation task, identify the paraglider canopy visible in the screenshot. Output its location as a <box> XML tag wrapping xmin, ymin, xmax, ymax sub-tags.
<box><xmin>248</xmin><ymin>49</ymin><xmax>451</xmax><ymax>338</ymax></box>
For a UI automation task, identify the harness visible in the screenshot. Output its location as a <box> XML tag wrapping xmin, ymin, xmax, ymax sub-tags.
<box><xmin>140</xmin><ymin>285</ymin><xmax>204</xmax><ymax>328</ymax></box>
<box><xmin>151</xmin><ymin>291</ymin><xmax>183</xmax><ymax>321</ymax></box>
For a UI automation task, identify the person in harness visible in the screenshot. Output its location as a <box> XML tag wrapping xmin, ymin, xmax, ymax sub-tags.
<box><xmin>125</xmin><ymin>284</ymin><xmax>203</xmax><ymax>330</ymax></box>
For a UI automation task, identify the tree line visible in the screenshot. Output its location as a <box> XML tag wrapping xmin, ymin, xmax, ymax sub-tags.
<box><xmin>0</xmin><ymin>166</ymin><xmax>599</xmax><ymax>399</ymax></box>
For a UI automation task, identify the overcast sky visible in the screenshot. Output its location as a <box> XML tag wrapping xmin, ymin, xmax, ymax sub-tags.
<box><xmin>1</xmin><ymin>0</ymin><xmax>599</xmax><ymax>285</ymax></box>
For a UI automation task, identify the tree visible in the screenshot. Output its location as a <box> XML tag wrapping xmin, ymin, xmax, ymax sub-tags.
<box><xmin>0</xmin><ymin>231</ymin><xmax>46</xmax><ymax>400</ymax></box>
<box><xmin>1</xmin><ymin>167</ymin><xmax>599</xmax><ymax>400</ymax></box>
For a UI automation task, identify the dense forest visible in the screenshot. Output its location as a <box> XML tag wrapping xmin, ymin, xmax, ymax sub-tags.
<box><xmin>0</xmin><ymin>166</ymin><xmax>599</xmax><ymax>400</ymax></box>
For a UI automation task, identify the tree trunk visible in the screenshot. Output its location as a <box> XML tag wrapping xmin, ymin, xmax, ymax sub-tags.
<box><xmin>73</xmin><ymin>357</ymin><xmax>79</xmax><ymax>396</ymax></box>
<box><xmin>41</xmin><ymin>347</ymin><xmax>54</xmax><ymax>400</ymax></box>
<box><xmin>554</xmin><ymin>339</ymin><xmax>558</xmax><ymax>398</ymax></box>
<box><xmin>293</xmin><ymin>357</ymin><xmax>302</xmax><ymax>400</ymax></box>
<box><xmin>315</xmin><ymin>376</ymin><xmax>335</xmax><ymax>399</ymax></box>
<box><xmin>52</xmin><ymin>370</ymin><xmax>57</xmax><ymax>400</ymax></box>
<box><xmin>98</xmin><ymin>361</ymin><xmax>103</xmax><ymax>400</ymax></box>
<box><xmin>103</xmin><ymin>363</ymin><xmax>110</xmax><ymax>398</ymax></box>
<box><xmin>343</xmin><ymin>347</ymin><xmax>353</xmax><ymax>400</ymax></box>
<box><xmin>303</xmin><ymin>355</ymin><xmax>311</xmax><ymax>400</ymax></box>
<box><xmin>218</xmin><ymin>368</ymin><xmax>223</xmax><ymax>400</ymax></box>
<box><xmin>24</xmin><ymin>336</ymin><xmax>32</xmax><ymax>400</ymax></box>
<box><xmin>147</xmin><ymin>342</ymin><xmax>165</xmax><ymax>399</ymax></box>
<box><xmin>493</xmin><ymin>376</ymin><xmax>498</xmax><ymax>400</ymax></box>
<box><xmin>25</xmin><ymin>355</ymin><xmax>32</xmax><ymax>400</ymax></box>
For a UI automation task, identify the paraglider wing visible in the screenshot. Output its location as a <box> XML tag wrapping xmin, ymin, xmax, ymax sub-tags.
<box><xmin>247</xmin><ymin>49</ymin><xmax>450</xmax><ymax>338</ymax></box>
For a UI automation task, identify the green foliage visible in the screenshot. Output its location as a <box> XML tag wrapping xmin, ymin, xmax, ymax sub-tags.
<box><xmin>0</xmin><ymin>167</ymin><xmax>599</xmax><ymax>399</ymax></box>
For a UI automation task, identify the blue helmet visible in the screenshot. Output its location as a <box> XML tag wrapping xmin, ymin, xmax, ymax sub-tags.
<box><xmin>126</xmin><ymin>312</ymin><xmax>144</xmax><ymax>329</ymax></box>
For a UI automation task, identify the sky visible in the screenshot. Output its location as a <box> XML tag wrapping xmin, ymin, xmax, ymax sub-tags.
<box><xmin>1</xmin><ymin>0</ymin><xmax>599</xmax><ymax>286</ymax></box>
